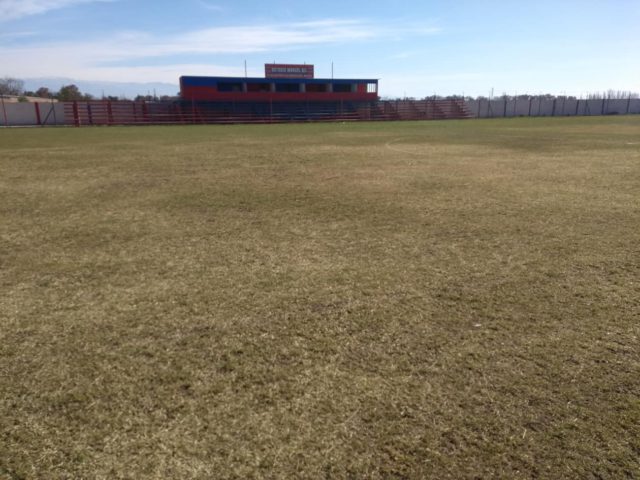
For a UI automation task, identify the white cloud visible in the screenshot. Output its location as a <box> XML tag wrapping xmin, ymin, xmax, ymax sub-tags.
<box><xmin>0</xmin><ymin>30</ymin><xmax>37</xmax><ymax>39</ymax></box>
<box><xmin>0</xmin><ymin>0</ymin><xmax>113</xmax><ymax>20</ymax></box>
<box><xmin>0</xmin><ymin>18</ymin><xmax>442</xmax><ymax>85</ymax></box>
<box><xmin>174</xmin><ymin>20</ymin><xmax>375</xmax><ymax>54</ymax></box>
<box><xmin>1</xmin><ymin>18</ymin><xmax>437</xmax><ymax>62</ymax></box>
<box><xmin>1</xmin><ymin>19</ymin><xmax>380</xmax><ymax>71</ymax></box>
<box><xmin>196</xmin><ymin>1</ymin><xmax>223</xmax><ymax>12</ymax></box>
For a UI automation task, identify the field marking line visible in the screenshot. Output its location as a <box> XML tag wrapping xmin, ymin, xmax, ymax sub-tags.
<box><xmin>385</xmin><ymin>137</ymin><xmax>429</xmax><ymax>156</ymax></box>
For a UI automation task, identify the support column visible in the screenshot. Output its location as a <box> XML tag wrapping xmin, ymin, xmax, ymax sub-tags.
<box><xmin>72</xmin><ymin>101</ymin><xmax>80</xmax><ymax>127</ymax></box>
<box><xmin>1</xmin><ymin>95</ymin><xmax>8</xmax><ymax>126</ymax></box>
<box><xmin>35</xmin><ymin>102</ymin><xmax>42</xmax><ymax>126</ymax></box>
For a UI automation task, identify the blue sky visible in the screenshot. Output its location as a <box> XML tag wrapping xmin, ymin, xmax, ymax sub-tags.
<box><xmin>1</xmin><ymin>0</ymin><xmax>638</xmax><ymax>97</ymax></box>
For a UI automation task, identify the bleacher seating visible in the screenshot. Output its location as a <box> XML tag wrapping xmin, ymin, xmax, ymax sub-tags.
<box><xmin>63</xmin><ymin>99</ymin><xmax>473</xmax><ymax>126</ymax></box>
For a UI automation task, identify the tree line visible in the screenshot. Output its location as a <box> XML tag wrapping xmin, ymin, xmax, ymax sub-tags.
<box><xmin>4</xmin><ymin>76</ymin><xmax>637</xmax><ymax>103</ymax></box>
<box><xmin>0</xmin><ymin>77</ymin><xmax>177</xmax><ymax>102</ymax></box>
<box><xmin>386</xmin><ymin>90</ymin><xmax>639</xmax><ymax>102</ymax></box>
<box><xmin>0</xmin><ymin>77</ymin><xmax>95</xmax><ymax>101</ymax></box>
<box><xmin>469</xmin><ymin>90</ymin><xmax>638</xmax><ymax>101</ymax></box>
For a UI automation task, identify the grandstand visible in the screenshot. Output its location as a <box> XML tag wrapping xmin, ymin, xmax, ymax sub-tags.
<box><xmin>178</xmin><ymin>64</ymin><xmax>379</xmax><ymax>123</ymax></box>
<box><xmin>54</xmin><ymin>64</ymin><xmax>472</xmax><ymax>126</ymax></box>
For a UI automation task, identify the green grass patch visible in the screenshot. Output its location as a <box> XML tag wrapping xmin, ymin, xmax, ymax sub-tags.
<box><xmin>1</xmin><ymin>117</ymin><xmax>639</xmax><ymax>478</ymax></box>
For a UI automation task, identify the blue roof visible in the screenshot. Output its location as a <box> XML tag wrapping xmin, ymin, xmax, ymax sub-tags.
<box><xmin>181</xmin><ymin>76</ymin><xmax>378</xmax><ymax>86</ymax></box>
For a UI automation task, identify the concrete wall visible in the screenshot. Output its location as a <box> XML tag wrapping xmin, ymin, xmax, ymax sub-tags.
<box><xmin>466</xmin><ymin>98</ymin><xmax>640</xmax><ymax>118</ymax></box>
<box><xmin>1</xmin><ymin>102</ymin><xmax>66</xmax><ymax>126</ymax></box>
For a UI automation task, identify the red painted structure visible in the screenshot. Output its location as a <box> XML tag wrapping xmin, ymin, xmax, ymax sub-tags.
<box><xmin>180</xmin><ymin>75</ymin><xmax>378</xmax><ymax>103</ymax></box>
<box><xmin>63</xmin><ymin>99</ymin><xmax>473</xmax><ymax>126</ymax></box>
<box><xmin>60</xmin><ymin>64</ymin><xmax>472</xmax><ymax>126</ymax></box>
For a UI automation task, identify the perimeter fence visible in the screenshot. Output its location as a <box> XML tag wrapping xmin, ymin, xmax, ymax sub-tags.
<box><xmin>466</xmin><ymin>98</ymin><xmax>640</xmax><ymax>118</ymax></box>
<box><xmin>1</xmin><ymin>97</ymin><xmax>638</xmax><ymax>127</ymax></box>
<box><xmin>1</xmin><ymin>99</ymin><xmax>471</xmax><ymax>126</ymax></box>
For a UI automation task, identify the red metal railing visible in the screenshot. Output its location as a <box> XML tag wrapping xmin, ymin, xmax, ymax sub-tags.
<box><xmin>63</xmin><ymin>100</ymin><xmax>473</xmax><ymax>126</ymax></box>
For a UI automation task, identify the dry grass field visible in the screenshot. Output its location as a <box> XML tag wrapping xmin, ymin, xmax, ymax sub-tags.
<box><xmin>1</xmin><ymin>117</ymin><xmax>639</xmax><ymax>479</ymax></box>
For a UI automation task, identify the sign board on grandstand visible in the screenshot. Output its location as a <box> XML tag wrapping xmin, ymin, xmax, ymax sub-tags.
<box><xmin>265</xmin><ymin>64</ymin><xmax>314</xmax><ymax>79</ymax></box>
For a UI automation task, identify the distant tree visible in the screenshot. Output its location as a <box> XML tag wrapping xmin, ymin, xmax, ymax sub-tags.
<box><xmin>464</xmin><ymin>91</ymin><xmax>640</xmax><ymax>101</ymax></box>
<box><xmin>36</xmin><ymin>87</ymin><xmax>51</xmax><ymax>98</ymax></box>
<box><xmin>56</xmin><ymin>84</ymin><xmax>83</xmax><ymax>101</ymax></box>
<box><xmin>587</xmin><ymin>90</ymin><xmax>639</xmax><ymax>100</ymax></box>
<box><xmin>55</xmin><ymin>84</ymin><xmax>94</xmax><ymax>101</ymax></box>
<box><xmin>0</xmin><ymin>77</ymin><xmax>24</xmax><ymax>96</ymax></box>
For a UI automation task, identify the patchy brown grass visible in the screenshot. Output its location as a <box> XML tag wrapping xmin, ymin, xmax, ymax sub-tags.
<box><xmin>1</xmin><ymin>117</ymin><xmax>639</xmax><ymax>479</ymax></box>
